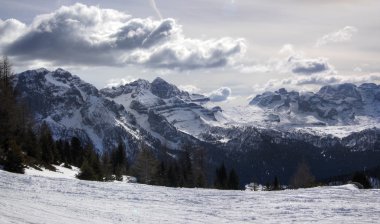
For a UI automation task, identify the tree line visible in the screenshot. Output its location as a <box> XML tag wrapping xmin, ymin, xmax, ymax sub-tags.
<box><xmin>248</xmin><ymin>159</ymin><xmax>375</xmax><ymax>191</ymax></box>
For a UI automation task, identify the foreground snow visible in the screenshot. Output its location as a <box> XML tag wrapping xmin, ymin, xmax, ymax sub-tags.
<box><xmin>1</xmin><ymin>170</ymin><xmax>380</xmax><ymax>224</ymax></box>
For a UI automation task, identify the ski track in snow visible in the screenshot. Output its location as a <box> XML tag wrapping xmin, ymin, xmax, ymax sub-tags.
<box><xmin>1</xmin><ymin>170</ymin><xmax>380</xmax><ymax>224</ymax></box>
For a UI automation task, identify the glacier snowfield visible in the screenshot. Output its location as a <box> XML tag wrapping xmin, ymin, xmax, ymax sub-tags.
<box><xmin>1</xmin><ymin>170</ymin><xmax>380</xmax><ymax>223</ymax></box>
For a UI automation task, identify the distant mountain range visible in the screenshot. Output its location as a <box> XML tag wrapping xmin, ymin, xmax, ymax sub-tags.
<box><xmin>250</xmin><ymin>83</ymin><xmax>380</xmax><ymax>125</ymax></box>
<box><xmin>12</xmin><ymin>68</ymin><xmax>380</xmax><ymax>185</ymax></box>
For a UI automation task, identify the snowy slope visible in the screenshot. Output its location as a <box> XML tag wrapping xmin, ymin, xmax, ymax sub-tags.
<box><xmin>12</xmin><ymin>69</ymin><xmax>155</xmax><ymax>153</ymax></box>
<box><xmin>1</xmin><ymin>170</ymin><xmax>380</xmax><ymax>224</ymax></box>
<box><xmin>13</xmin><ymin>69</ymin><xmax>223</xmax><ymax>151</ymax></box>
<box><xmin>100</xmin><ymin>77</ymin><xmax>222</xmax><ymax>144</ymax></box>
<box><xmin>245</xmin><ymin>83</ymin><xmax>380</xmax><ymax>134</ymax></box>
<box><xmin>215</xmin><ymin>104</ymin><xmax>380</xmax><ymax>138</ymax></box>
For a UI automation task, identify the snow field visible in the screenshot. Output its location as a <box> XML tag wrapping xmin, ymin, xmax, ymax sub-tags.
<box><xmin>1</xmin><ymin>170</ymin><xmax>380</xmax><ymax>223</ymax></box>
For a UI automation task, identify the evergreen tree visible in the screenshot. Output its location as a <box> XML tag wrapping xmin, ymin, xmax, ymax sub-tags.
<box><xmin>101</xmin><ymin>151</ymin><xmax>114</xmax><ymax>181</ymax></box>
<box><xmin>193</xmin><ymin>148</ymin><xmax>207</xmax><ymax>188</ymax></box>
<box><xmin>0</xmin><ymin>56</ymin><xmax>18</xmax><ymax>147</ymax></box>
<box><xmin>39</xmin><ymin>123</ymin><xmax>56</xmax><ymax>165</ymax></box>
<box><xmin>153</xmin><ymin>161</ymin><xmax>167</xmax><ymax>186</ymax></box>
<box><xmin>179</xmin><ymin>148</ymin><xmax>194</xmax><ymax>188</ymax></box>
<box><xmin>272</xmin><ymin>176</ymin><xmax>280</xmax><ymax>191</ymax></box>
<box><xmin>352</xmin><ymin>172</ymin><xmax>371</xmax><ymax>189</ymax></box>
<box><xmin>77</xmin><ymin>159</ymin><xmax>97</xmax><ymax>181</ymax></box>
<box><xmin>290</xmin><ymin>160</ymin><xmax>315</xmax><ymax>189</ymax></box>
<box><xmin>84</xmin><ymin>144</ymin><xmax>103</xmax><ymax>181</ymax></box>
<box><xmin>111</xmin><ymin>141</ymin><xmax>128</xmax><ymax>177</ymax></box>
<box><xmin>227</xmin><ymin>169</ymin><xmax>240</xmax><ymax>190</ymax></box>
<box><xmin>22</xmin><ymin>127</ymin><xmax>41</xmax><ymax>160</ymax></box>
<box><xmin>4</xmin><ymin>140</ymin><xmax>24</xmax><ymax>174</ymax></box>
<box><xmin>55</xmin><ymin>140</ymin><xmax>64</xmax><ymax>164</ymax></box>
<box><xmin>265</xmin><ymin>182</ymin><xmax>271</xmax><ymax>191</ymax></box>
<box><xmin>113</xmin><ymin>166</ymin><xmax>123</xmax><ymax>181</ymax></box>
<box><xmin>0</xmin><ymin>56</ymin><xmax>69</xmax><ymax>172</ymax></box>
<box><xmin>70</xmin><ymin>137</ymin><xmax>83</xmax><ymax>167</ymax></box>
<box><xmin>195</xmin><ymin>173</ymin><xmax>206</xmax><ymax>188</ymax></box>
<box><xmin>167</xmin><ymin>164</ymin><xmax>178</xmax><ymax>187</ymax></box>
<box><xmin>131</xmin><ymin>144</ymin><xmax>159</xmax><ymax>184</ymax></box>
<box><xmin>63</xmin><ymin>141</ymin><xmax>72</xmax><ymax>165</ymax></box>
<box><xmin>214</xmin><ymin>163</ymin><xmax>227</xmax><ymax>189</ymax></box>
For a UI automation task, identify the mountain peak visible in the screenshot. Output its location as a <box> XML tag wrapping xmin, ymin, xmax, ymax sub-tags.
<box><xmin>152</xmin><ymin>77</ymin><xmax>167</xmax><ymax>84</ymax></box>
<box><xmin>317</xmin><ymin>83</ymin><xmax>361</xmax><ymax>100</ymax></box>
<box><xmin>151</xmin><ymin>77</ymin><xmax>187</xmax><ymax>99</ymax></box>
<box><xmin>34</xmin><ymin>68</ymin><xmax>50</xmax><ymax>74</ymax></box>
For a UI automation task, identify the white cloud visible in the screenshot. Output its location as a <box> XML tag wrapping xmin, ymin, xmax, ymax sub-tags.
<box><xmin>294</xmin><ymin>73</ymin><xmax>380</xmax><ymax>86</ymax></box>
<box><xmin>252</xmin><ymin>73</ymin><xmax>380</xmax><ymax>94</ymax></box>
<box><xmin>239</xmin><ymin>44</ymin><xmax>335</xmax><ymax>75</ymax></box>
<box><xmin>315</xmin><ymin>26</ymin><xmax>358</xmax><ymax>47</ymax></box>
<box><xmin>238</xmin><ymin>64</ymin><xmax>271</xmax><ymax>74</ymax></box>
<box><xmin>278</xmin><ymin>44</ymin><xmax>335</xmax><ymax>75</ymax></box>
<box><xmin>105</xmin><ymin>76</ymin><xmax>137</xmax><ymax>88</ymax></box>
<box><xmin>178</xmin><ymin>85</ymin><xmax>200</xmax><ymax>93</ymax></box>
<box><xmin>0</xmin><ymin>19</ymin><xmax>26</xmax><ymax>45</ymax></box>
<box><xmin>208</xmin><ymin>87</ymin><xmax>232</xmax><ymax>102</ymax></box>
<box><xmin>1</xmin><ymin>3</ymin><xmax>246</xmax><ymax>70</ymax></box>
<box><xmin>126</xmin><ymin>37</ymin><xmax>246</xmax><ymax>70</ymax></box>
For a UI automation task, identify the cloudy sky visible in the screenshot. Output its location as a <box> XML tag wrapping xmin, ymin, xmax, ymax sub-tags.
<box><xmin>1</xmin><ymin>0</ymin><xmax>380</xmax><ymax>104</ymax></box>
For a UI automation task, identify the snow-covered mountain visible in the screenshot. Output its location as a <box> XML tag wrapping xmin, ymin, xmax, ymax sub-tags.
<box><xmin>12</xmin><ymin>68</ymin><xmax>221</xmax><ymax>153</ymax></box>
<box><xmin>13</xmin><ymin>68</ymin><xmax>153</xmax><ymax>154</ymax></box>
<box><xmin>100</xmin><ymin>77</ymin><xmax>221</xmax><ymax>147</ymax></box>
<box><xmin>249</xmin><ymin>83</ymin><xmax>380</xmax><ymax>127</ymax></box>
<box><xmin>12</xmin><ymin>68</ymin><xmax>380</xmax><ymax>184</ymax></box>
<box><xmin>12</xmin><ymin>68</ymin><xmax>380</xmax><ymax>152</ymax></box>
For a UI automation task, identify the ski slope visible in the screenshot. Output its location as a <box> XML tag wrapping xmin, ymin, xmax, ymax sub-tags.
<box><xmin>1</xmin><ymin>170</ymin><xmax>380</xmax><ymax>224</ymax></box>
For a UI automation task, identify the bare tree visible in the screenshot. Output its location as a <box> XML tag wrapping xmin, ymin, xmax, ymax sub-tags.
<box><xmin>0</xmin><ymin>56</ymin><xmax>12</xmax><ymax>86</ymax></box>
